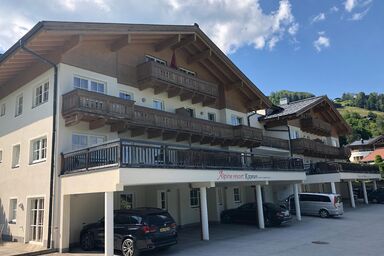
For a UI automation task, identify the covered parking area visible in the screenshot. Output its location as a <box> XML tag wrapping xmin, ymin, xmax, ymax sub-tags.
<box><xmin>59</xmin><ymin>167</ymin><xmax>306</xmax><ymax>255</ymax></box>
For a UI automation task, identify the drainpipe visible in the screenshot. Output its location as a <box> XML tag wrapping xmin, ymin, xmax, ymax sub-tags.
<box><xmin>20</xmin><ymin>41</ymin><xmax>58</xmax><ymax>249</ymax></box>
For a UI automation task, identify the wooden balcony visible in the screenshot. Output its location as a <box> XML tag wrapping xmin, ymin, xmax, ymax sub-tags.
<box><xmin>61</xmin><ymin>139</ymin><xmax>304</xmax><ymax>175</ymax></box>
<box><xmin>300</xmin><ymin>117</ymin><xmax>332</xmax><ymax>136</ymax></box>
<box><xmin>260</xmin><ymin>136</ymin><xmax>290</xmax><ymax>150</ymax></box>
<box><xmin>306</xmin><ymin>162</ymin><xmax>380</xmax><ymax>175</ymax></box>
<box><xmin>136</xmin><ymin>61</ymin><xmax>218</xmax><ymax>106</ymax></box>
<box><xmin>62</xmin><ymin>89</ymin><xmax>263</xmax><ymax>147</ymax></box>
<box><xmin>291</xmin><ymin>138</ymin><xmax>351</xmax><ymax>159</ymax></box>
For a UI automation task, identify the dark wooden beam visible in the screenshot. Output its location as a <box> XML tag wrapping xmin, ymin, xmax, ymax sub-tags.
<box><xmin>191</xmin><ymin>94</ymin><xmax>204</xmax><ymax>104</ymax></box>
<box><xmin>187</xmin><ymin>48</ymin><xmax>211</xmax><ymax>64</ymax></box>
<box><xmin>163</xmin><ymin>131</ymin><xmax>177</xmax><ymax>140</ymax></box>
<box><xmin>147</xmin><ymin>129</ymin><xmax>163</xmax><ymax>139</ymax></box>
<box><xmin>154</xmin><ymin>84</ymin><xmax>169</xmax><ymax>95</ymax></box>
<box><xmin>225</xmin><ymin>81</ymin><xmax>243</xmax><ymax>92</ymax></box>
<box><xmin>176</xmin><ymin>133</ymin><xmax>191</xmax><ymax>142</ymax></box>
<box><xmin>138</xmin><ymin>81</ymin><xmax>154</xmax><ymax>91</ymax></box>
<box><xmin>110</xmin><ymin>34</ymin><xmax>131</xmax><ymax>52</ymax></box>
<box><xmin>131</xmin><ymin>127</ymin><xmax>146</xmax><ymax>137</ymax></box>
<box><xmin>154</xmin><ymin>34</ymin><xmax>181</xmax><ymax>52</ymax></box>
<box><xmin>202</xmin><ymin>97</ymin><xmax>217</xmax><ymax>107</ymax></box>
<box><xmin>89</xmin><ymin>118</ymin><xmax>106</xmax><ymax>130</ymax></box>
<box><xmin>180</xmin><ymin>91</ymin><xmax>194</xmax><ymax>101</ymax></box>
<box><xmin>199</xmin><ymin>61</ymin><xmax>227</xmax><ymax>85</ymax></box>
<box><xmin>171</xmin><ymin>34</ymin><xmax>197</xmax><ymax>50</ymax></box>
<box><xmin>168</xmin><ymin>88</ymin><xmax>182</xmax><ymax>98</ymax></box>
<box><xmin>191</xmin><ymin>134</ymin><xmax>203</xmax><ymax>143</ymax></box>
<box><xmin>110</xmin><ymin>122</ymin><xmax>126</xmax><ymax>132</ymax></box>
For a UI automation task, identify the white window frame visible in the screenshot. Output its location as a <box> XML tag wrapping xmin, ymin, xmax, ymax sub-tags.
<box><xmin>0</xmin><ymin>103</ymin><xmax>6</xmax><ymax>116</ymax></box>
<box><xmin>178</xmin><ymin>67</ymin><xmax>196</xmax><ymax>76</ymax></box>
<box><xmin>120</xmin><ymin>193</ymin><xmax>135</xmax><ymax>209</ymax></box>
<box><xmin>119</xmin><ymin>91</ymin><xmax>134</xmax><ymax>101</ymax></box>
<box><xmin>9</xmin><ymin>198</ymin><xmax>17</xmax><ymax>224</ymax></box>
<box><xmin>231</xmin><ymin>115</ymin><xmax>243</xmax><ymax>126</ymax></box>
<box><xmin>12</xmin><ymin>144</ymin><xmax>21</xmax><ymax>168</ymax></box>
<box><xmin>233</xmin><ymin>187</ymin><xmax>241</xmax><ymax>203</ymax></box>
<box><xmin>185</xmin><ymin>107</ymin><xmax>195</xmax><ymax>118</ymax></box>
<box><xmin>145</xmin><ymin>55</ymin><xmax>167</xmax><ymax>65</ymax></box>
<box><xmin>152</xmin><ymin>99</ymin><xmax>165</xmax><ymax>111</ymax></box>
<box><xmin>31</xmin><ymin>137</ymin><xmax>47</xmax><ymax>164</ymax></box>
<box><xmin>190</xmin><ymin>188</ymin><xmax>200</xmax><ymax>208</ymax></box>
<box><xmin>15</xmin><ymin>94</ymin><xmax>23</xmax><ymax>117</ymax></box>
<box><xmin>33</xmin><ymin>81</ymin><xmax>49</xmax><ymax>108</ymax></box>
<box><xmin>73</xmin><ymin>75</ymin><xmax>106</xmax><ymax>94</ymax></box>
<box><xmin>72</xmin><ymin>133</ymin><xmax>106</xmax><ymax>150</ymax></box>
<box><xmin>29</xmin><ymin>197</ymin><xmax>45</xmax><ymax>243</ymax></box>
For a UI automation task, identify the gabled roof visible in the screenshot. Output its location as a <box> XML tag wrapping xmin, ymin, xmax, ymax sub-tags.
<box><xmin>259</xmin><ymin>95</ymin><xmax>352</xmax><ymax>135</ymax></box>
<box><xmin>361</xmin><ymin>148</ymin><xmax>384</xmax><ymax>162</ymax></box>
<box><xmin>0</xmin><ymin>21</ymin><xmax>272</xmax><ymax>109</ymax></box>
<box><xmin>348</xmin><ymin>135</ymin><xmax>384</xmax><ymax>147</ymax></box>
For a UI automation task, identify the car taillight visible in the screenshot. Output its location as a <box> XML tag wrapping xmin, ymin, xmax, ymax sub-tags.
<box><xmin>142</xmin><ymin>225</ymin><xmax>157</xmax><ymax>234</ymax></box>
<box><xmin>170</xmin><ymin>223</ymin><xmax>177</xmax><ymax>228</ymax></box>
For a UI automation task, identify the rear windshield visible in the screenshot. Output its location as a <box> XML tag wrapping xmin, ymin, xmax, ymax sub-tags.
<box><xmin>147</xmin><ymin>212</ymin><xmax>173</xmax><ymax>226</ymax></box>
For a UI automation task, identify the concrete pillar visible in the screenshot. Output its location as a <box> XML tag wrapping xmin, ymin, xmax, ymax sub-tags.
<box><xmin>362</xmin><ymin>181</ymin><xmax>368</xmax><ymax>204</ymax></box>
<box><xmin>59</xmin><ymin>195</ymin><xmax>70</xmax><ymax>253</ymax></box>
<box><xmin>348</xmin><ymin>181</ymin><xmax>356</xmax><ymax>208</ymax></box>
<box><xmin>373</xmin><ymin>180</ymin><xmax>378</xmax><ymax>190</ymax></box>
<box><xmin>200</xmin><ymin>187</ymin><xmax>209</xmax><ymax>241</ymax></box>
<box><xmin>331</xmin><ymin>182</ymin><xmax>337</xmax><ymax>194</ymax></box>
<box><xmin>105</xmin><ymin>192</ymin><xmax>114</xmax><ymax>256</ymax></box>
<box><xmin>294</xmin><ymin>184</ymin><xmax>301</xmax><ymax>221</ymax></box>
<box><xmin>256</xmin><ymin>185</ymin><xmax>265</xmax><ymax>229</ymax></box>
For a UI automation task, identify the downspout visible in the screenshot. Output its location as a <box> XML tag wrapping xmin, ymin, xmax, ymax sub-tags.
<box><xmin>20</xmin><ymin>41</ymin><xmax>58</xmax><ymax>249</ymax></box>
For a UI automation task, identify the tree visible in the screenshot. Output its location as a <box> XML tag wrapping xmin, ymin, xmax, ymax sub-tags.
<box><xmin>374</xmin><ymin>155</ymin><xmax>384</xmax><ymax>173</ymax></box>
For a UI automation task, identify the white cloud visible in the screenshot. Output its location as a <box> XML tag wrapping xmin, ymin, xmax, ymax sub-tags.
<box><xmin>0</xmin><ymin>0</ymin><xmax>299</xmax><ymax>54</ymax></box>
<box><xmin>313</xmin><ymin>32</ymin><xmax>330</xmax><ymax>52</ymax></box>
<box><xmin>345</xmin><ymin>0</ymin><xmax>357</xmax><ymax>12</ymax></box>
<box><xmin>350</xmin><ymin>7</ymin><xmax>370</xmax><ymax>20</ymax></box>
<box><xmin>330</xmin><ymin>6</ymin><xmax>339</xmax><ymax>13</ymax></box>
<box><xmin>312</xmin><ymin>12</ymin><xmax>326</xmax><ymax>23</ymax></box>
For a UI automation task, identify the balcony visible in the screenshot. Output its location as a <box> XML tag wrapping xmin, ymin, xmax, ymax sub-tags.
<box><xmin>291</xmin><ymin>138</ymin><xmax>351</xmax><ymax>159</ymax></box>
<box><xmin>136</xmin><ymin>61</ymin><xmax>218</xmax><ymax>105</ymax></box>
<box><xmin>62</xmin><ymin>89</ymin><xmax>263</xmax><ymax>147</ymax></box>
<box><xmin>306</xmin><ymin>161</ymin><xmax>380</xmax><ymax>175</ymax></box>
<box><xmin>61</xmin><ymin>139</ymin><xmax>304</xmax><ymax>175</ymax></box>
<box><xmin>300</xmin><ymin>117</ymin><xmax>332</xmax><ymax>136</ymax></box>
<box><xmin>260</xmin><ymin>136</ymin><xmax>290</xmax><ymax>150</ymax></box>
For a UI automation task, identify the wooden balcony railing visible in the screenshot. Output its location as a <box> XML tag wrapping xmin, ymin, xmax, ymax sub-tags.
<box><xmin>62</xmin><ymin>89</ymin><xmax>263</xmax><ymax>147</ymax></box>
<box><xmin>300</xmin><ymin>117</ymin><xmax>332</xmax><ymax>136</ymax></box>
<box><xmin>291</xmin><ymin>138</ymin><xmax>350</xmax><ymax>159</ymax></box>
<box><xmin>61</xmin><ymin>139</ymin><xmax>305</xmax><ymax>175</ymax></box>
<box><xmin>306</xmin><ymin>161</ymin><xmax>380</xmax><ymax>175</ymax></box>
<box><xmin>260</xmin><ymin>136</ymin><xmax>290</xmax><ymax>150</ymax></box>
<box><xmin>136</xmin><ymin>61</ymin><xmax>218</xmax><ymax>103</ymax></box>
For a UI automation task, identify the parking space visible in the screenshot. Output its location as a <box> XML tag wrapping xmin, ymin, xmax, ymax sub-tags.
<box><xmin>52</xmin><ymin>203</ymin><xmax>384</xmax><ymax>256</ymax></box>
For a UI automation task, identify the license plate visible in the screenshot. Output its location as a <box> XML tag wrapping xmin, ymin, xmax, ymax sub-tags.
<box><xmin>160</xmin><ymin>227</ymin><xmax>170</xmax><ymax>232</ymax></box>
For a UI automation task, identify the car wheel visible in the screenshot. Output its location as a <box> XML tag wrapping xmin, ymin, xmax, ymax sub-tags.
<box><xmin>80</xmin><ymin>232</ymin><xmax>95</xmax><ymax>251</ymax></box>
<box><xmin>122</xmin><ymin>238</ymin><xmax>138</xmax><ymax>256</ymax></box>
<box><xmin>221</xmin><ymin>214</ymin><xmax>231</xmax><ymax>224</ymax></box>
<box><xmin>319</xmin><ymin>209</ymin><xmax>329</xmax><ymax>218</ymax></box>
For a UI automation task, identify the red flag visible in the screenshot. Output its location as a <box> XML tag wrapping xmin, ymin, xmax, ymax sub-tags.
<box><xmin>170</xmin><ymin>50</ymin><xmax>177</xmax><ymax>69</ymax></box>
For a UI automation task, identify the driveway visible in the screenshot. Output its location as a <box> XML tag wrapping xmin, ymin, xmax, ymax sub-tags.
<box><xmin>52</xmin><ymin>203</ymin><xmax>384</xmax><ymax>256</ymax></box>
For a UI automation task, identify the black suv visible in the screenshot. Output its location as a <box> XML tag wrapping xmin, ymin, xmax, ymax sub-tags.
<box><xmin>80</xmin><ymin>207</ymin><xmax>177</xmax><ymax>256</ymax></box>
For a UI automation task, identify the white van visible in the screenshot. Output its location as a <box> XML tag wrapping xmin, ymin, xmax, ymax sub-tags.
<box><xmin>284</xmin><ymin>193</ymin><xmax>344</xmax><ymax>218</ymax></box>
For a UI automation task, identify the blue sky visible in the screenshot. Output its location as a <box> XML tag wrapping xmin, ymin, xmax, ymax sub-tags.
<box><xmin>0</xmin><ymin>0</ymin><xmax>382</xmax><ymax>99</ymax></box>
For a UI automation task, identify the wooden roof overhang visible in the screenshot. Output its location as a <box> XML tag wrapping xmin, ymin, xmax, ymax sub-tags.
<box><xmin>0</xmin><ymin>21</ymin><xmax>272</xmax><ymax>111</ymax></box>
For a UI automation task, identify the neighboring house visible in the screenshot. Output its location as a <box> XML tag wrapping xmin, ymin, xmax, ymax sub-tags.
<box><xmin>253</xmin><ymin>97</ymin><xmax>380</xmax><ymax>207</ymax></box>
<box><xmin>347</xmin><ymin>135</ymin><xmax>384</xmax><ymax>163</ymax></box>
<box><xmin>361</xmin><ymin>148</ymin><xmax>384</xmax><ymax>164</ymax></box>
<box><xmin>0</xmin><ymin>21</ymin><xmax>380</xmax><ymax>255</ymax></box>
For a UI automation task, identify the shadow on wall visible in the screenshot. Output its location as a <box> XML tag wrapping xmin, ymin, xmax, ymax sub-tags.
<box><xmin>0</xmin><ymin>198</ymin><xmax>11</xmax><ymax>243</ymax></box>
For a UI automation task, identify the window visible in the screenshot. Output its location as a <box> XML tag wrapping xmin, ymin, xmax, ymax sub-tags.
<box><xmin>0</xmin><ymin>150</ymin><xmax>2</xmax><ymax>163</ymax></box>
<box><xmin>231</xmin><ymin>115</ymin><xmax>243</xmax><ymax>126</ymax></box>
<box><xmin>208</xmin><ymin>112</ymin><xmax>216</xmax><ymax>122</ymax></box>
<box><xmin>33</xmin><ymin>82</ymin><xmax>49</xmax><ymax>107</ymax></box>
<box><xmin>9</xmin><ymin>199</ymin><xmax>17</xmax><ymax>223</ymax></box>
<box><xmin>30</xmin><ymin>198</ymin><xmax>44</xmax><ymax>243</ymax></box>
<box><xmin>178</xmin><ymin>67</ymin><xmax>196</xmax><ymax>76</ymax></box>
<box><xmin>157</xmin><ymin>190</ymin><xmax>167</xmax><ymax>210</ymax></box>
<box><xmin>153</xmin><ymin>99</ymin><xmax>164</xmax><ymax>111</ymax></box>
<box><xmin>233</xmin><ymin>187</ymin><xmax>241</xmax><ymax>203</ymax></box>
<box><xmin>31</xmin><ymin>137</ymin><xmax>47</xmax><ymax>163</ymax></box>
<box><xmin>74</xmin><ymin>76</ymin><xmax>106</xmax><ymax>93</ymax></box>
<box><xmin>145</xmin><ymin>55</ymin><xmax>167</xmax><ymax>65</ymax></box>
<box><xmin>15</xmin><ymin>94</ymin><xmax>23</xmax><ymax>117</ymax></box>
<box><xmin>185</xmin><ymin>108</ymin><xmax>194</xmax><ymax>117</ymax></box>
<box><xmin>72</xmin><ymin>134</ymin><xmax>106</xmax><ymax>150</ymax></box>
<box><xmin>120</xmin><ymin>193</ymin><xmax>134</xmax><ymax>209</ymax></box>
<box><xmin>1</xmin><ymin>103</ymin><xmax>5</xmax><ymax>116</ymax></box>
<box><xmin>190</xmin><ymin>188</ymin><xmax>200</xmax><ymax>208</ymax></box>
<box><xmin>12</xmin><ymin>144</ymin><xmax>20</xmax><ymax>168</ymax></box>
<box><xmin>119</xmin><ymin>91</ymin><xmax>133</xmax><ymax>101</ymax></box>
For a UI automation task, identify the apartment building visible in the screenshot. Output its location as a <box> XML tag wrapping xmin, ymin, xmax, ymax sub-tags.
<box><xmin>0</xmin><ymin>21</ymin><xmax>380</xmax><ymax>255</ymax></box>
<box><xmin>253</xmin><ymin>97</ymin><xmax>381</xmax><ymax>208</ymax></box>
